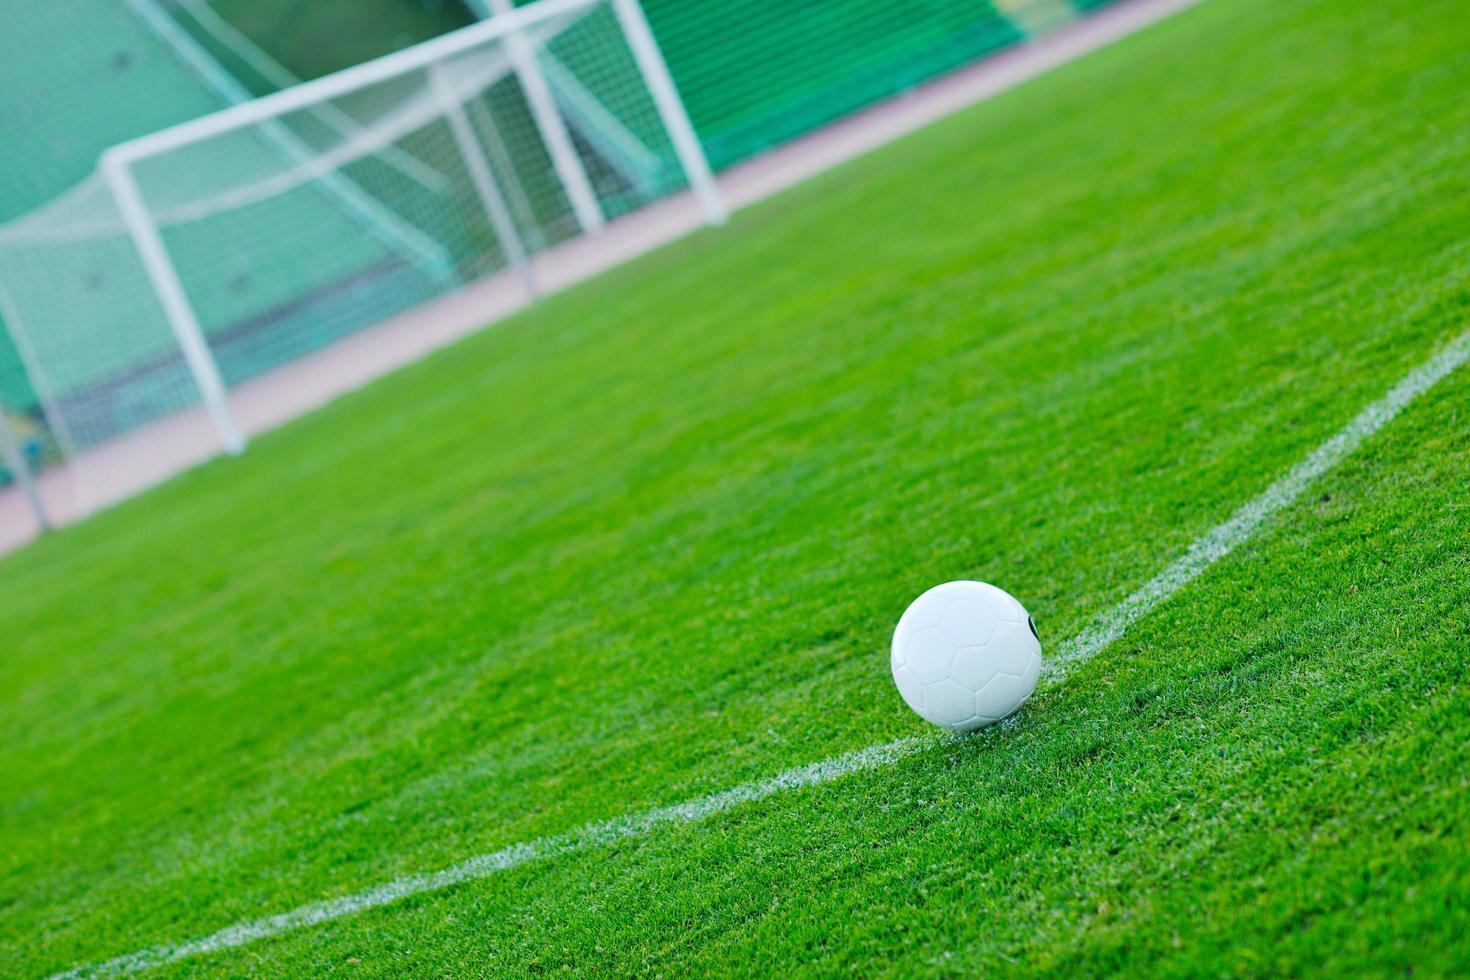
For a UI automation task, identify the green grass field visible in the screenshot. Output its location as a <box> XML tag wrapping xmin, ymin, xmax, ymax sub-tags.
<box><xmin>5</xmin><ymin>0</ymin><xmax>1470</xmax><ymax>974</ymax></box>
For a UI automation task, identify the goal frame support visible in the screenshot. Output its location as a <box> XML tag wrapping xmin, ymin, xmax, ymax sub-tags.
<box><xmin>125</xmin><ymin>0</ymin><xmax>455</xmax><ymax>282</ymax></box>
<box><xmin>102</xmin><ymin>153</ymin><xmax>246</xmax><ymax>456</ymax></box>
<box><xmin>428</xmin><ymin>62</ymin><xmax>538</xmax><ymax>297</ymax></box>
<box><xmin>609</xmin><ymin>0</ymin><xmax>726</xmax><ymax>225</ymax></box>
<box><xmin>486</xmin><ymin>0</ymin><xmax>606</xmax><ymax>235</ymax></box>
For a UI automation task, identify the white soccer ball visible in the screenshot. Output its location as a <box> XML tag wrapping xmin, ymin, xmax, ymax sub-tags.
<box><xmin>891</xmin><ymin>580</ymin><xmax>1041</xmax><ymax>731</ymax></box>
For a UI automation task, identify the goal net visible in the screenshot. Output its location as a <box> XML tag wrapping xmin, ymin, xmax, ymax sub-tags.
<box><xmin>0</xmin><ymin>0</ymin><xmax>720</xmax><ymax>515</ymax></box>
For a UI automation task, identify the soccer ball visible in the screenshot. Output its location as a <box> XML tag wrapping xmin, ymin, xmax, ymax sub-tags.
<box><xmin>891</xmin><ymin>580</ymin><xmax>1041</xmax><ymax>731</ymax></box>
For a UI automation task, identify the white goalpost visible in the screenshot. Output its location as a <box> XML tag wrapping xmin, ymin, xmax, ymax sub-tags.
<box><xmin>425</xmin><ymin>60</ymin><xmax>537</xmax><ymax>296</ymax></box>
<box><xmin>101</xmin><ymin>152</ymin><xmax>247</xmax><ymax>455</ymax></box>
<box><xmin>0</xmin><ymin>0</ymin><xmax>723</xmax><ymax>477</ymax></box>
<box><xmin>485</xmin><ymin>0</ymin><xmax>606</xmax><ymax>235</ymax></box>
<box><xmin>608</xmin><ymin>0</ymin><xmax>725</xmax><ymax>226</ymax></box>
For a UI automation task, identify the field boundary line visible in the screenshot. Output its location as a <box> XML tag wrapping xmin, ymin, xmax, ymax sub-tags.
<box><xmin>1045</xmin><ymin>329</ymin><xmax>1470</xmax><ymax>679</ymax></box>
<box><xmin>52</xmin><ymin>326</ymin><xmax>1470</xmax><ymax>979</ymax></box>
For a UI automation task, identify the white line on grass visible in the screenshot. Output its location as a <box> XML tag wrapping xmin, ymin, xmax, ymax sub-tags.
<box><xmin>1045</xmin><ymin>327</ymin><xmax>1470</xmax><ymax>680</ymax></box>
<box><xmin>52</xmin><ymin>328</ymin><xmax>1470</xmax><ymax>980</ymax></box>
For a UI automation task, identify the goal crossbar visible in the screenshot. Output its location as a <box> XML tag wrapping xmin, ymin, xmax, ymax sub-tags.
<box><xmin>103</xmin><ymin>0</ymin><xmax>601</xmax><ymax>169</ymax></box>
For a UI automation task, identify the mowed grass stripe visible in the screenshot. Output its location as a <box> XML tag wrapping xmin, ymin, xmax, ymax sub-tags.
<box><xmin>54</xmin><ymin>326</ymin><xmax>1470</xmax><ymax>979</ymax></box>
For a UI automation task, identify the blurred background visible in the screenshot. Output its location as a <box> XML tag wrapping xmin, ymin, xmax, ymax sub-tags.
<box><xmin>0</xmin><ymin>0</ymin><xmax>1110</xmax><ymax>542</ymax></box>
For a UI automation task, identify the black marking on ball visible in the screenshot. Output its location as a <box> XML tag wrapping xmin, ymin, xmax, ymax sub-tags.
<box><xmin>1028</xmin><ymin>616</ymin><xmax>1040</xmax><ymax>641</ymax></box>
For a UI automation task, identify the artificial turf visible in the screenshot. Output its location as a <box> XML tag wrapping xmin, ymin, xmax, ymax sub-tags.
<box><xmin>3</xmin><ymin>0</ymin><xmax>1469</xmax><ymax>974</ymax></box>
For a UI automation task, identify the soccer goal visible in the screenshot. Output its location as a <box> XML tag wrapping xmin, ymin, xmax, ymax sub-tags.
<box><xmin>0</xmin><ymin>0</ymin><xmax>722</xmax><ymax>512</ymax></box>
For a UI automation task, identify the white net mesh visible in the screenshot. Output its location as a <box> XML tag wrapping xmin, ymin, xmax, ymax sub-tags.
<box><xmin>0</xmin><ymin>179</ymin><xmax>193</xmax><ymax>458</ymax></box>
<box><xmin>0</xmin><ymin>0</ymin><xmax>696</xmax><ymax>517</ymax></box>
